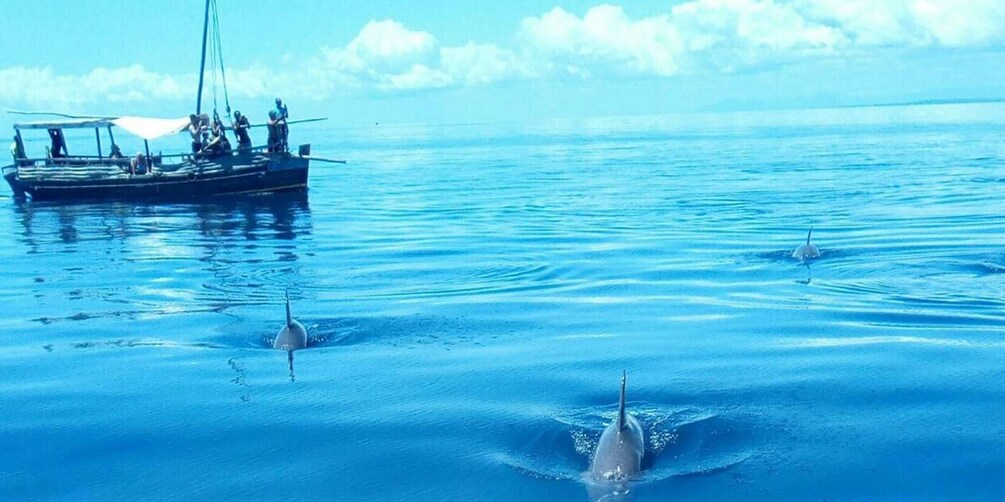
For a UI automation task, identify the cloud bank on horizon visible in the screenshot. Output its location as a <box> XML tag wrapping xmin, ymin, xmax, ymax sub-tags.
<box><xmin>1</xmin><ymin>0</ymin><xmax>1003</xmax><ymax>108</ymax></box>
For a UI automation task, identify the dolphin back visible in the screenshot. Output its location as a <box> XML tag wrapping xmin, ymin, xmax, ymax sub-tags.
<box><xmin>274</xmin><ymin>320</ymin><xmax>308</xmax><ymax>350</ymax></box>
<box><xmin>590</xmin><ymin>372</ymin><xmax>645</xmax><ymax>481</ymax></box>
<box><xmin>793</xmin><ymin>227</ymin><xmax>821</xmax><ymax>260</ymax></box>
<box><xmin>275</xmin><ymin>292</ymin><xmax>308</xmax><ymax>350</ymax></box>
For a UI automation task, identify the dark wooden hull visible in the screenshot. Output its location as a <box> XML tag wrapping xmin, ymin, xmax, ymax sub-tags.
<box><xmin>4</xmin><ymin>150</ymin><xmax>309</xmax><ymax>202</ymax></box>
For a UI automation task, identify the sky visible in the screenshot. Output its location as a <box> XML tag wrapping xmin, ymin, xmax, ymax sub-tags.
<box><xmin>1</xmin><ymin>0</ymin><xmax>1004</xmax><ymax>126</ymax></box>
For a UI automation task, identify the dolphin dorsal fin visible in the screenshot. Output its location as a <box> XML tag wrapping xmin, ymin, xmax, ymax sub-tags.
<box><xmin>285</xmin><ymin>290</ymin><xmax>293</xmax><ymax>328</ymax></box>
<box><xmin>618</xmin><ymin>371</ymin><xmax>627</xmax><ymax>431</ymax></box>
<box><xmin>806</xmin><ymin>227</ymin><xmax>814</xmax><ymax>246</ymax></box>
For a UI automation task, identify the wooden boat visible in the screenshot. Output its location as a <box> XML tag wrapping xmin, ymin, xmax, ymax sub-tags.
<box><xmin>3</xmin><ymin>0</ymin><xmax>320</xmax><ymax>202</ymax></box>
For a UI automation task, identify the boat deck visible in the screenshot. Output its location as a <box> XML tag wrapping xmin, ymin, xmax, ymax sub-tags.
<box><xmin>13</xmin><ymin>154</ymin><xmax>264</xmax><ymax>182</ymax></box>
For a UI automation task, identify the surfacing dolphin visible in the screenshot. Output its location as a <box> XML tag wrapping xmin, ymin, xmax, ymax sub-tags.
<box><xmin>792</xmin><ymin>227</ymin><xmax>821</xmax><ymax>261</ymax></box>
<box><xmin>590</xmin><ymin>371</ymin><xmax>645</xmax><ymax>483</ymax></box>
<box><xmin>273</xmin><ymin>291</ymin><xmax>307</xmax><ymax>351</ymax></box>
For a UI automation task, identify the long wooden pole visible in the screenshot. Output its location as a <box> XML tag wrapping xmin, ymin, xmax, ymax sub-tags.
<box><xmin>195</xmin><ymin>0</ymin><xmax>211</xmax><ymax>115</ymax></box>
<box><xmin>7</xmin><ymin>110</ymin><xmax>114</xmax><ymax>119</ymax></box>
<box><xmin>300</xmin><ymin>156</ymin><xmax>347</xmax><ymax>164</ymax></box>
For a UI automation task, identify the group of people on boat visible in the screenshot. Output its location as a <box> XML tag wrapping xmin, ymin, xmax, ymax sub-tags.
<box><xmin>187</xmin><ymin>98</ymin><xmax>290</xmax><ymax>158</ymax></box>
<box><xmin>8</xmin><ymin>98</ymin><xmax>295</xmax><ymax>173</ymax></box>
<box><xmin>188</xmin><ymin>113</ymin><xmax>231</xmax><ymax>157</ymax></box>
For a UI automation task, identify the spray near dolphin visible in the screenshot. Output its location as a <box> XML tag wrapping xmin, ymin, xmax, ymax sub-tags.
<box><xmin>792</xmin><ymin>227</ymin><xmax>821</xmax><ymax>261</ymax></box>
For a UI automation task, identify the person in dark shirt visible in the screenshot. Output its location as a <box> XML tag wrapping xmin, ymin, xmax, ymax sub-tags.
<box><xmin>273</xmin><ymin>98</ymin><xmax>288</xmax><ymax>121</ymax></box>
<box><xmin>205</xmin><ymin>117</ymin><xmax>232</xmax><ymax>156</ymax></box>
<box><xmin>231</xmin><ymin>110</ymin><xmax>252</xmax><ymax>150</ymax></box>
<box><xmin>48</xmin><ymin>128</ymin><xmax>68</xmax><ymax>158</ymax></box>
<box><xmin>266</xmin><ymin>110</ymin><xmax>280</xmax><ymax>153</ymax></box>
<box><xmin>200</xmin><ymin>131</ymin><xmax>212</xmax><ymax>157</ymax></box>
<box><xmin>211</xmin><ymin>116</ymin><xmax>226</xmax><ymax>142</ymax></box>
<box><xmin>10</xmin><ymin>135</ymin><xmax>26</xmax><ymax>165</ymax></box>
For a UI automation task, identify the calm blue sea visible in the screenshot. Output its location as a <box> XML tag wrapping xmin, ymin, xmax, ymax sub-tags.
<box><xmin>2</xmin><ymin>103</ymin><xmax>1005</xmax><ymax>500</ymax></box>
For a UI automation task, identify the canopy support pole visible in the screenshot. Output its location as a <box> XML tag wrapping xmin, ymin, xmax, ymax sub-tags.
<box><xmin>95</xmin><ymin>127</ymin><xmax>102</xmax><ymax>159</ymax></box>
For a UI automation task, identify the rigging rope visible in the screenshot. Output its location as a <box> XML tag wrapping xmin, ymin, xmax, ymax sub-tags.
<box><xmin>211</xmin><ymin>0</ymin><xmax>231</xmax><ymax>116</ymax></box>
<box><xmin>209</xmin><ymin>25</ymin><xmax>218</xmax><ymax>118</ymax></box>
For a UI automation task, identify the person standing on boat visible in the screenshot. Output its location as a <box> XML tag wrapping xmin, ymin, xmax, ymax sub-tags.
<box><xmin>273</xmin><ymin>98</ymin><xmax>289</xmax><ymax>152</ymax></box>
<box><xmin>10</xmin><ymin>135</ymin><xmax>27</xmax><ymax>165</ymax></box>
<box><xmin>274</xmin><ymin>98</ymin><xmax>288</xmax><ymax>121</ymax></box>
<box><xmin>188</xmin><ymin>114</ymin><xmax>204</xmax><ymax>154</ymax></box>
<box><xmin>231</xmin><ymin>111</ymin><xmax>252</xmax><ymax>150</ymax></box>
<box><xmin>267</xmin><ymin>110</ymin><xmax>281</xmax><ymax>153</ymax></box>
<box><xmin>47</xmin><ymin>129</ymin><xmax>68</xmax><ymax>158</ymax></box>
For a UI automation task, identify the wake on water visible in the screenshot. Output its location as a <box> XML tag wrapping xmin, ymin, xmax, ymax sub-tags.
<box><xmin>499</xmin><ymin>403</ymin><xmax>753</xmax><ymax>486</ymax></box>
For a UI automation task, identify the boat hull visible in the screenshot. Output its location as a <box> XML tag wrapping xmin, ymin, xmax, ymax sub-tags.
<box><xmin>4</xmin><ymin>150</ymin><xmax>310</xmax><ymax>202</ymax></box>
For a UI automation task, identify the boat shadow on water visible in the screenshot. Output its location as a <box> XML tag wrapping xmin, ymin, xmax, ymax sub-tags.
<box><xmin>498</xmin><ymin>404</ymin><xmax>755</xmax><ymax>501</ymax></box>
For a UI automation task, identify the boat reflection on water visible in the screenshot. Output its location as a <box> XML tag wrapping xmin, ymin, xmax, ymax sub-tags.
<box><xmin>13</xmin><ymin>190</ymin><xmax>312</xmax><ymax>248</ymax></box>
<box><xmin>13</xmin><ymin>191</ymin><xmax>316</xmax><ymax>382</ymax></box>
<box><xmin>13</xmin><ymin>190</ymin><xmax>313</xmax><ymax>309</ymax></box>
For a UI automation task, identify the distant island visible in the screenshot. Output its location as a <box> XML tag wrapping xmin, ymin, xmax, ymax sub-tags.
<box><xmin>700</xmin><ymin>96</ymin><xmax>1005</xmax><ymax>113</ymax></box>
<box><xmin>846</xmin><ymin>97</ymin><xmax>1005</xmax><ymax>108</ymax></box>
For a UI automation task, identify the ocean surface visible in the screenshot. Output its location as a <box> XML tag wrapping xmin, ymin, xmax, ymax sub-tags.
<box><xmin>2</xmin><ymin>103</ymin><xmax>1005</xmax><ymax>500</ymax></box>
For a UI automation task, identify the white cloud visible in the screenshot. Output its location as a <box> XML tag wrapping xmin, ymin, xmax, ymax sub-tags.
<box><xmin>441</xmin><ymin>43</ymin><xmax>536</xmax><ymax>86</ymax></box>
<box><xmin>518</xmin><ymin>5</ymin><xmax>683</xmax><ymax>77</ymax></box>
<box><xmin>0</xmin><ymin>65</ymin><xmax>192</xmax><ymax>107</ymax></box>
<box><xmin>904</xmin><ymin>0</ymin><xmax>1005</xmax><ymax>46</ymax></box>
<box><xmin>671</xmin><ymin>0</ymin><xmax>845</xmax><ymax>51</ymax></box>
<box><xmin>325</xmin><ymin>20</ymin><xmax>439</xmax><ymax>77</ymax></box>
<box><xmin>383</xmin><ymin>64</ymin><xmax>451</xmax><ymax>91</ymax></box>
<box><xmin>311</xmin><ymin>19</ymin><xmax>523</xmax><ymax>92</ymax></box>
<box><xmin>796</xmin><ymin>0</ymin><xmax>1005</xmax><ymax>47</ymax></box>
<box><xmin>2</xmin><ymin>1</ymin><xmax>1004</xmax><ymax>107</ymax></box>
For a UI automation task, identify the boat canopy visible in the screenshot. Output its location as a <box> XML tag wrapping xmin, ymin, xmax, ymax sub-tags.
<box><xmin>112</xmin><ymin>116</ymin><xmax>192</xmax><ymax>140</ymax></box>
<box><xmin>15</xmin><ymin>116</ymin><xmax>192</xmax><ymax>141</ymax></box>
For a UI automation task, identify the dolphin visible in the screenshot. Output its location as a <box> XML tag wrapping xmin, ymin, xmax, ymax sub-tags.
<box><xmin>273</xmin><ymin>291</ymin><xmax>307</xmax><ymax>351</ymax></box>
<box><xmin>792</xmin><ymin>227</ymin><xmax>821</xmax><ymax>261</ymax></box>
<box><xmin>590</xmin><ymin>371</ymin><xmax>645</xmax><ymax>483</ymax></box>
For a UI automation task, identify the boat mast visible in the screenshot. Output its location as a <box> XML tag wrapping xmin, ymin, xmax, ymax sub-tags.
<box><xmin>196</xmin><ymin>0</ymin><xmax>211</xmax><ymax>115</ymax></box>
